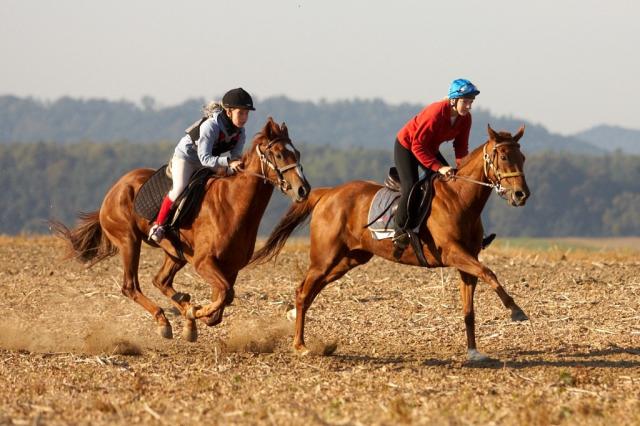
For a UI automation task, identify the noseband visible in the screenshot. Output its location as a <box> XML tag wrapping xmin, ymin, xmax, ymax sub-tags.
<box><xmin>253</xmin><ymin>137</ymin><xmax>303</xmax><ymax>193</ymax></box>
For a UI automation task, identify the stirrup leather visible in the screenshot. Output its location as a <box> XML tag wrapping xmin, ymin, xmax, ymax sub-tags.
<box><xmin>392</xmin><ymin>230</ymin><xmax>429</xmax><ymax>266</ymax></box>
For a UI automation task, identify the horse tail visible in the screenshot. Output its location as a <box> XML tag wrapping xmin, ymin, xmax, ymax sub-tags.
<box><xmin>251</xmin><ymin>187</ymin><xmax>331</xmax><ymax>265</ymax></box>
<box><xmin>49</xmin><ymin>211</ymin><xmax>118</xmax><ymax>267</ymax></box>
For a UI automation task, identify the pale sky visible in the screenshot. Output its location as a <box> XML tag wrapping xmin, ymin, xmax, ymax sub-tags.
<box><xmin>1</xmin><ymin>0</ymin><xmax>637</xmax><ymax>135</ymax></box>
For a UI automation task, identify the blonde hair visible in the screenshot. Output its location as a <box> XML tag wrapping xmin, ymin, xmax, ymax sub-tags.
<box><xmin>202</xmin><ymin>101</ymin><xmax>223</xmax><ymax>118</ymax></box>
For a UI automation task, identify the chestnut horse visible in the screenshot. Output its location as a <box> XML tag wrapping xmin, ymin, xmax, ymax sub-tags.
<box><xmin>52</xmin><ymin>118</ymin><xmax>310</xmax><ymax>342</ymax></box>
<box><xmin>252</xmin><ymin>125</ymin><xmax>530</xmax><ymax>361</ymax></box>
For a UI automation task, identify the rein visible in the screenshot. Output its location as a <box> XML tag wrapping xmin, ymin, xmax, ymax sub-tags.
<box><xmin>452</xmin><ymin>141</ymin><xmax>524</xmax><ymax>199</ymax></box>
<box><xmin>244</xmin><ymin>138</ymin><xmax>302</xmax><ymax>193</ymax></box>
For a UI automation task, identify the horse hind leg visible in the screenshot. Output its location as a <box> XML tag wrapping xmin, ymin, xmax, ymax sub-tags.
<box><xmin>117</xmin><ymin>238</ymin><xmax>173</xmax><ymax>338</ymax></box>
<box><xmin>293</xmin><ymin>249</ymin><xmax>372</xmax><ymax>355</ymax></box>
<box><xmin>152</xmin><ymin>254</ymin><xmax>198</xmax><ymax>342</ymax></box>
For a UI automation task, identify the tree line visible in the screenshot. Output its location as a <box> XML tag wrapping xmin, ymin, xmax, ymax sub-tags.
<box><xmin>0</xmin><ymin>140</ymin><xmax>638</xmax><ymax>237</ymax></box>
<box><xmin>1</xmin><ymin>95</ymin><xmax>603</xmax><ymax>154</ymax></box>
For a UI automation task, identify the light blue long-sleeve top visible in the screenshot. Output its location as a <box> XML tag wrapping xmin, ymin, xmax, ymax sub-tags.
<box><xmin>173</xmin><ymin>110</ymin><xmax>246</xmax><ymax>170</ymax></box>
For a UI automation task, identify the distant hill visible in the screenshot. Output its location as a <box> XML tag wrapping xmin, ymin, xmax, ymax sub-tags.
<box><xmin>573</xmin><ymin>124</ymin><xmax>640</xmax><ymax>154</ymax></box>
<box><xmin>0</xmin><ymin>95</ymin><xmax>604</xmax><ymax>155</ymax></box>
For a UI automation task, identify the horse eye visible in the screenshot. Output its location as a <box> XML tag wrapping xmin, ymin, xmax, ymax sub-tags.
<box><xmin>275</xmin><ymin>153</ymin><xmax>283</xmax><ymax>160</ymax></box>
<box><xmin>500</xmin><ymin>155</ymin><xmax>507</xmax><ymax>161</ymax></box>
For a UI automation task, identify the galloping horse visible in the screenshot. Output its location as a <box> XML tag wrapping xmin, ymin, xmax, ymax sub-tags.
<box><xmin>52</xmin><ymin>118</ymin><xmax>310</xmax><ymax>342</ymax></box>
<box><xmin>252</xmin><ymin>125</ymin><xmax>530</xmax><ymax>361</ymax></box>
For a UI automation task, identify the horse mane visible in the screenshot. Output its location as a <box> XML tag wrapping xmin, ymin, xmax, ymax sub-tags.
<box><xmin>457</xmin><ymin>129</ymin><xmax>516</xmax><ymax>170</ymax></box>
<box><xmin>241</xmin><ymin>118</ymin><xmax>286</xmax><ymax>163</ymax></box>
<box><xmin>457</xmin><ymin>141</ymin><xmax>486</xmax><ymax>170</ymax></box>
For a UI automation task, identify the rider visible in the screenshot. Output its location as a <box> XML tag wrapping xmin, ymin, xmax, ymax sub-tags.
<box><xmin>392</xmin><ymin>78</ymin><xmax>493</xmax><ymax>252</ymax></box>
<box><xmin>148</xmin><ymin>87</ymin><xmax>255</xmax><ymax>243</ymax></box>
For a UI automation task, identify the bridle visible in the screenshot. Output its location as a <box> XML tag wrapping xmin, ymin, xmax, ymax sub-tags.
<box><xmin>453</xmin><ymin>141</ymin><xmax>525</xmax><ymax>200</ymax></box>
<box><xmin>244</xmin><ymin>137</ymin><xmax>303</xmax><ymax>193</ymax></box>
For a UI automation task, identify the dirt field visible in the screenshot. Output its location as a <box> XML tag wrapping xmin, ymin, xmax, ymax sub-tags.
<box><xmin>1</xmin><ymin>236</ymin><xmax>639</xmax><ymax>425</ymax></box>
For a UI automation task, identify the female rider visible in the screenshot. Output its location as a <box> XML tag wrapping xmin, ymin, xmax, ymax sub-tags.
<box><xmin>392</xmin><ymin>78</ymin><xmax>481</xmax><ymax>252</ymax></box>
<box><xmin>148</xmin><ymin>87</ymin><xmax>255</xmax><ymax>242</ymax></box>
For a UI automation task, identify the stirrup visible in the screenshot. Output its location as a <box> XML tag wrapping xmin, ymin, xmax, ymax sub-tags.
<box><xmin>392</xmin><ymin>230</ymin><xmax>410</xmax><ymax>259</ymax></box>
<box><xmin>149</xmin><ymin>224</ymin><xmax>165</xmax><ymax>243</ymax></box>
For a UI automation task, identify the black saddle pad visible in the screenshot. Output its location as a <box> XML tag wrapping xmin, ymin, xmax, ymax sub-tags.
<box><xmin>134</xmin><ymin>166</ymin><xmax>172</xmax><ymax>221</ymax></box>
<box><xmin>134</xmin><ymin>165</ymin><xmax>217</xmax><ymax>228</ymax></box>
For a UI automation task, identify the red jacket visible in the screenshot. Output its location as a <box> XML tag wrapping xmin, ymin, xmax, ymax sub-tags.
<box><xmin>396</xmin><ymin>99</ymin><xmax>471</xmax><ymax>171</ymax></box>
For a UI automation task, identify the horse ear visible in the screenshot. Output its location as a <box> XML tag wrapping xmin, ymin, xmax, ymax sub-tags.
<box><xmin>513</xmin><ymin>125</ymin><xmax>525</xmax><ymax>143</ymax></box>
<box><xmin>281</xmin><ymin>122</ymin><xmax>289</xmax><ymax>138</ymax></box>
<box><xmin>262</xmin><ymin>117</ymin><xmax>277</xmax><ymax>139</ymax></box>
<box><xmin>487</xmin><ymin>124</ymin><xmax>499</xmax><ymax>141</ymax></box>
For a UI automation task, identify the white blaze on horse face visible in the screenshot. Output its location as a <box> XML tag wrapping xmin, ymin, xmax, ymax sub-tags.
<box><xmin>283</xmin><ymin>143</ymin><xmax>305</xmax><ymax>178</ymax></box>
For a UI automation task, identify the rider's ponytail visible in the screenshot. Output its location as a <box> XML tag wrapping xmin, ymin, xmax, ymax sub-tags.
<box><xmin>202</xmin><ymin>101</ymin><xmax>223</xmax><ymax>118</ymax></box>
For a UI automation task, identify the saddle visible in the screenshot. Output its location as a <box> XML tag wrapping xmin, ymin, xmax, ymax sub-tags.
<box><xmin>366</xmin><ymin>167</ymin><xmax>438</xmax><ymax>266</ymax></box>
<box><xmin>134</xmin><ymin>165</ymin><xmax>217</xmax><ymax>232</ymax></box>
<box><xmin>369</xmin><ymin>167</ymin><xmax>437</xmax><ymax>229</ymax></box>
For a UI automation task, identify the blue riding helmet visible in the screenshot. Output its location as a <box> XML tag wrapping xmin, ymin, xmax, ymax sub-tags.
<box><xmin>448</xmin><ymin>79</ymin><xmax>480</xmax><ymax>99</ymax></box>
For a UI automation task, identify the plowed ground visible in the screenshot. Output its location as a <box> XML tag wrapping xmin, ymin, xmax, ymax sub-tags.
<box><xmin>1</xmin><ymin>236</ymin><xmax>639</xmax><ymax>425</ymax></box>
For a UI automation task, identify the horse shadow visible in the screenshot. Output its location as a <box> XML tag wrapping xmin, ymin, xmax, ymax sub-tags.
<box><xmin>463</xmin><ymin>346</ymin><xmax>640</xmax><ymax>369</ymax></box>
<box><xmin>327</xmin><ymin>353</ymin><xmax>455</xmax><ymax>368</ymax></box>
<box><xmin>326</xmin><ymin>346</ymin><xmax>640</xmax><ymax>370</ymax></box>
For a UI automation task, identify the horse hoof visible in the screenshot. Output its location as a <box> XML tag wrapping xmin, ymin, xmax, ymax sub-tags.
<box><xmin>511</xmin><ymin>309</ymin><xmax>529</xmax><ymax>322</ymax></box>
<box><xmin>322</xmin><ymin>342</ymin><xmax>338</xmax><ymax>356</ymax></box>
<box><xmin>294</xmin><ymin>345</ymin><xmax>310</xmax><ymax>356</ymax></box>
<box><xmin>182</xmin><ymin>322</ymin><xmax>198</xmax><ymax>342</ymax></box>
<box><xmin>172</xmin><ymin>292</ymin><xmax>191</xmax><ymax>303</ymax></box>
<box><xmin>203</xmin><ymin>313</ymin><xmax>223</xmax><ymax>327</ymax></box>
<box><xmin>286</xmin><ymin>308</ymin><xmax>297</xmax><ymax>321</ymax></box>
<box><xmin>157</xmin><ymin>324</ymin><xmax>173</xmax><ymax>339</ymax></box>
<box><xmin>467</xmin><ymin>349</ymin><xmax>490</xmax><ymax>362</ymax></box>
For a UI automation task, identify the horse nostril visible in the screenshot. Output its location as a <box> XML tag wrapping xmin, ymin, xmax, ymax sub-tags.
<box><xmin>515</xmin><ymin>191</ymin><xmax>526</xmax><ymax>200</ymax></box>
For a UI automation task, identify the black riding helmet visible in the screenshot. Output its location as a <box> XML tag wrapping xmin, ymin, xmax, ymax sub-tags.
<box><xmin>222</xmin><ymin>88</ymin><xmax>255</xmax><ymax>110</ymax></box>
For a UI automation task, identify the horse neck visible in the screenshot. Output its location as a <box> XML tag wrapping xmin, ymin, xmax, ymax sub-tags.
<box><xmin>450</xmin><ymin>143</ymin><xmax>493</xmax><ymax>212</ymax></box>
<box><xmin>209</xmin><ymin>143</ymin><xmax>274</xmax><ymax>233</ymax></box>
<box><xmin>234</xmin><ymin>144</ymin><xmax>275</xmax><ymax>216</ymax></box>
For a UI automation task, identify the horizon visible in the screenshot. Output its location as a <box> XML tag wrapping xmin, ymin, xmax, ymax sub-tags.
<box><xmin>1</xmin><ymin>1</ymin><xmax>638</xmax><ymax>136</ymax></box>
<box><xmin>1</xmin><ymin>92</ymin><xmax>636</xmax><ymax>136</ymax></box>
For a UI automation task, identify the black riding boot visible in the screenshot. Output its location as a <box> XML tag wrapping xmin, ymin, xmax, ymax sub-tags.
<box><xmin>392</xmin><ymin>218</ymin><xmax>412</xmax><ymax>259</ymax></box>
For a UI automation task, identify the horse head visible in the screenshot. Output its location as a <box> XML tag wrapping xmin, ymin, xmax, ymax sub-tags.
<box><xmin>252</xmin><ymin>117</ymin><xmax>311</xmax><ymax>202</ymax></box>
<box><xmin>485</xmin><ymin>125</ymin><xmax>530</xmax><ymax>206</ymax></box>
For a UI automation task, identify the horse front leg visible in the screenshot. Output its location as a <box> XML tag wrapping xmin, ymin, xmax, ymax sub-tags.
<box><xmin>444</xmin><ymin>245</ymin><xmax>528</xmax><ymax>361</ymax></box>
<box><xmin>188</xmin><ymin>257</ymin><xmax>230</xmax><ymax>326</ymax></box>
<box><xmin>445</xmin><ymin>244</ymin><xmax>528</xmax><ymax>321</ymax></box>
<box><xmin>202</xmin><ymin>272</ymin><xmax>237</xmax><ymax>327</ymax></box>
<box><xmin>152</xmin><ymin>255</ymin><xmax>199</xmax><ymax>342</ymax></box>
<box><xmin>458</xmin><ymin>270</ymin><xmax>489</xmax><ymax>362</ymax></box>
